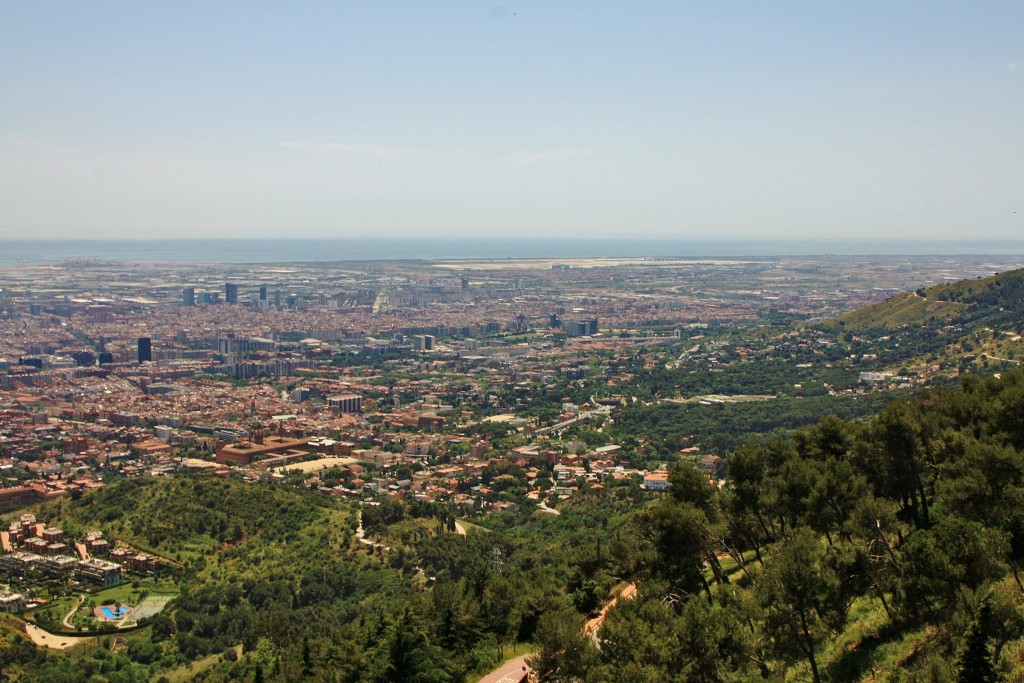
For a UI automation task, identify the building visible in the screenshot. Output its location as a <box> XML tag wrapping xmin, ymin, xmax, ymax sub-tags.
<box><xmin>259</xmin><ymin>285</ymin><xmax>267</xmax><ymax>301</ymax></box>
<box><xmin>0</xmin><ymin>590</ymin><xmax>26</xmax><ymax>613</ymax></box>
<box><xmin>0</xmin><ymin>486</ymin><xmax>41</xmax><ymax>509</ymax></box>
<box><xmin>215</xmin><ymin>435</ymin><xmax>310</xmax><ymax>466</ymax></box>
<box><xmin>0</xmin><ymin>551</ymin><xmax>45</xmax><ymax>578</ymax></box>
<box><xmin>643</xmin><ymin>471</ymin><xmax>671</xmax><ymax>491</ymax></box>
<box><xmin>131</xmin><ymin>440</ymin><xmax>172</xmax><ymax>459</ymax></box>
<box><xmin>225</xmin><ymin>282</ymin><xmax>239</xmax><ymax>304</ymax></box>
<box><xmin>182</xmin><ymin>287</ymin><xmax>195</xmax><ymax>306</ymax></box>
<box><xmin>328</xmin><ymin>394</ymin><xmax>362</xmax><ymax>413</ymax></box>
<box><xmin>566</xmin><ymin>318</ymin><xmax>599</xmax><ymax>337</ymax></box>
<box><xmin>76</xmin><ymin>558</ymin><xmax>123</xmax><ymax>587</ymax></box>
<box><xmin>413</xmin><ymin>335</ymin><xmax>435</xmax><ymax>351</ymax></box>
<box><xmin>110</xmin><ymin>549</ymin><xmax>158</xmax><ymax>573</ymax></box>
<box><xmin>41</xmin><ymin>527</ymin><xmax>64</xmax><ymax>543</ymax></box>
<box><xmin>137</xmin><ymin>337</ymin><xmax>152</xmax><ymax>363</ymax></box>
<box><xmin>418</xmin><ymin>415</ymin><xmax>446</xmax><ymax>431</ymax></box>
<box><xmin>86</xmin><ymin>531</ymin><xmax>109</xmax><ymax>555</ymax></box>
<box><xmin>43</xmin><ymin>555</ymin><xmax>78</xmax><ymax>579</ymax></box>
<box><xmin>218</xmin><ymin>337</ymin><xmax>275</xmax><ymax>356</ymax></box>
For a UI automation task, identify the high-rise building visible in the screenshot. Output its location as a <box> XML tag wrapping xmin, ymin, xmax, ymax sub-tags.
<box><xmin>182</xmin><ymin>287</ymin><xmax>195</xmax><ymax>307</ymax></box>
<box><xmin>137</xmin><ymin>338</ymin><xmax>152</xmax><ymax>363</ymax></box>
<box><xmin>259</xmin><ymin>285</ymin><xmax>267</xmax><ymax>301</ymax></box>
<box><xmin>413</xmin><ymin>334</ymin><xmax>436</xmax><ymax>351</ymax></box>
<box><xmin>225</xmin><ymin>283</ymin><xmax>238</xmax><ymax>304</ymax></box>
<box><xmin>327</xmin><ymin>394</ymin><xmax>362</xmax><ymax>413</ymax></box>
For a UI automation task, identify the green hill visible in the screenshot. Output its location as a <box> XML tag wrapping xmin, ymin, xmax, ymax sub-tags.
<box><xmin>828</xmin><ymin>267</ymin><xmax>1024</xmax><ymax>333</ymax></box>
<box><xmin>819</xmin><ymin>268</ymin><xmax>1024</xmax><ymax>377</ymax></box>
<box><xmin>829</xmin><ymin>290</ymin><xmax>965</xmax><ymax>330</ymax></box>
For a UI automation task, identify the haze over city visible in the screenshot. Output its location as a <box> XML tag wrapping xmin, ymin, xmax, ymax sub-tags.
<box><xmin>1</xmin><ymin>2</ymin><xmax>1022</xmax><ymax>243</ymax></box>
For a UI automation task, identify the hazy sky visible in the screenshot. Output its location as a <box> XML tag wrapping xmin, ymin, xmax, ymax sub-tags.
<box><xmin>1</xmin><ymin>2</ymin><xmax>1022</xmax><ymax>241</ymax></box>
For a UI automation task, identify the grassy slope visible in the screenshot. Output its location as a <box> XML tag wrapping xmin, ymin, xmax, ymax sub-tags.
<box><xmin>829</xmin><ymin>291</ymin><xmax>964</xmax><ymax>330</ymax></box>
<box><xmin>828</xmin><ymin>267</ymin><xmax>1024</xmax><ymax>333</ymax></box>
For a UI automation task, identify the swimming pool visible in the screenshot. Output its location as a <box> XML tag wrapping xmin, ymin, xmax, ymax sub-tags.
<box><xmin>100</xmin><ymin>605</ymin><xmax>130</xmax><ymax>619</ymax></box>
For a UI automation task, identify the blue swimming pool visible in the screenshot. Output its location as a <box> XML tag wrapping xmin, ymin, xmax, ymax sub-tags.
<box><xmin>100</xmin><ymin>606</ymin><xmax>130</xmax><ymax>619</ymax></box>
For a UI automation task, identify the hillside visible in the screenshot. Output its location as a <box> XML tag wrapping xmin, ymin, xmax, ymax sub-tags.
<box><xmin>829</xmin><ymin>290</ymin><xmax>965</xmax><ymax>330</ymax></box>
<box><xmin>7</xmin><ymin>371</ymin><xmax>1024</xmax><ymax>680</ymax></box>
<box><xmin>0</xmin><ymin>478</ymin><xmax>422</xmax><ymax>682</ymax></box>
<box><xmin>828</xmin><ymin>266</ymin><xmax>1024</xmax><ymax>333</ymax></box>
<box><xmin>1</xmin><ymin>475</ymin><xmax>641</xmax><ymax>682</ymax></box>
<box><xmin>532</xmin><ymin>368</ymin><xmax>1024</xmax><ymax>681</ymax></box>
<box><xmin>816</xmin><ymin>267</ymin><xmax>1024</xmax><ymax>379</ymax></box>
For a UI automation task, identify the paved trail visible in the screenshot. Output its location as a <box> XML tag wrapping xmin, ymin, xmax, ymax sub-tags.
<box><xmin>24</xmin><ymin>623</ymin><xmax>94</xmax><ymax>650</ymax></box>
<box><xmin>478</xmin><ymin>654</ymin><xmax>531</xmax><ymax>683</ymax></box>
<box><xmin>355</xmin><ymin>510</ymin><xmax>389</xmax><ymax>550</ymax></box>
<box><xmin>62</xmin><ymin>595</ymin><xmax>85</xmax><ymax>629</ymax></box>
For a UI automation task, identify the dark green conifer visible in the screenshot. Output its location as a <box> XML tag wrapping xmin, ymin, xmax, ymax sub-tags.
<box><xmin>957</xmin><ymin>603</ymin><xmax>998</xmax><ymax>683</ymax></box>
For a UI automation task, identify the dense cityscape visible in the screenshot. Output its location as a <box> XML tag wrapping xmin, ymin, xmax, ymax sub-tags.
<box><xmin>4</xmin><ymin>252</ymin><xmax>1024</xmax><ymax>680</ymax></box>
<box><xmin>2</xmin><ymin>253</ymin><xmax>1016</xmax><ymax>512</ymax></box>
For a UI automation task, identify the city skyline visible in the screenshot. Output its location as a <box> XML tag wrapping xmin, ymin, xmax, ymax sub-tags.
<box><xmin>2</xmin><ymin>2</ymin><xmax>1022</xmax><ymax>242</ymax></box>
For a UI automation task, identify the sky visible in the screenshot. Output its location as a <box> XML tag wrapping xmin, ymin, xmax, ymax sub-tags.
<box><xmin>1</xmin><ymin>1</ymin><xmax>1022</xmax><ymax>242</ymax></box>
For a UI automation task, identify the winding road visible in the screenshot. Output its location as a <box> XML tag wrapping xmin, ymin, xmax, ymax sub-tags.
<box><xmin>62</xmin><ymin>594</ymin><xmax>85</xmax><ymax>629</ymax></box>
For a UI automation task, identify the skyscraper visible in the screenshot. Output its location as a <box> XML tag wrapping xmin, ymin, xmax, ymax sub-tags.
<box><xmin>259</xmin><ymin>285</ymin><xmax>267</xmax><ymax>301</ymax></box>
<box><xmin>225</xmin><ymin>283</ymin><xmax>238</xmax><ymax>304</ymax></box>
<box><xmin>182</xmin><ymin>287</ymin><xmax>195</xmax><ymax>307</ymax></box>
<box><xmin>137</xmin><ymin>337</ymin><xmax>152</xmax><ymax>363</ymax></box>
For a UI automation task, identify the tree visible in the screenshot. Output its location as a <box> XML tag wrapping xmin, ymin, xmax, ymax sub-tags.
<box><xmin>635</xmin><ymin>500</ymin><xmax>716</xmax><ymax>597</ymax></box>
<box><xmin>756</xmin><ymin>529</ymin><xmax>845</xmax><ymax>683</ymax></box>
<box><xmin>957</xmin><ymin>603</ymin><xmax>998</xmax><ymax>683</ymax></box>
<box><xmin>896</xmin><ymin>516</ymin><xmax>1009</xmax><ymax>619</ymax></box>
<box><xmin>368</xmin><ymin>608</ymin><xmax>459</xmax><ymax>683</ymax></box>
<box><xmin>593</xmin><ymin>591</ymin><xmax>754</xmax><ymax>682</ymax></box>
<box><xmin>526</xmin><ymin>608</ymin><xmax>595</xmax><ymax>682</ymax></box>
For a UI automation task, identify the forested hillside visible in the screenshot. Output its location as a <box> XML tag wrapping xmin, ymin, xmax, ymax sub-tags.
<box><xmin>9</xmin><ymin>317</ymin><xmax>1024</xmax><ymax>682</ymax></box>
<box><xmin>531</xmin><ymin>368</ymin><xmax>1024</xmax><ymax>681</ymax></box>
<box><xmin>1</xmin><ymin>474</ymin><xmax>645</xmax><ymax>682</ymax></box>
<box><xmin>8</xmin><ymin>369</ymin><xmax>1024</xmax><ymax>680</ymax></box>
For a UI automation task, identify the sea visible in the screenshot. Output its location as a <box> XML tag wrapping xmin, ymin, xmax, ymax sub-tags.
<box><xmin>2</xmin><ymin>238</ymin><xmax>1024</xmax><ymax>266</ymax></box>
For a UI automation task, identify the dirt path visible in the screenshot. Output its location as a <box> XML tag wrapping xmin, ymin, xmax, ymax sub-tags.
<box><xmin>537</xmin><ymin>501</ymin><xmax>560</xmax><ymax>515</ymax></box>
<box><xmin>355</xmin><ymin>509</ymin><xmax>389</xmax><ymax>550</ymax></box>
<box><xmin>584</xmin><ymin>583</ymin><xmax>637</xmax><ymax>636</ymax></box>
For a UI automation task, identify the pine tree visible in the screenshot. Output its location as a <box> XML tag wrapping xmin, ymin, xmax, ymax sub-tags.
<box><xmin>957</xmin><ymin>603</ymin><xmax>998</xmax><ymax>683</ymax></box>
